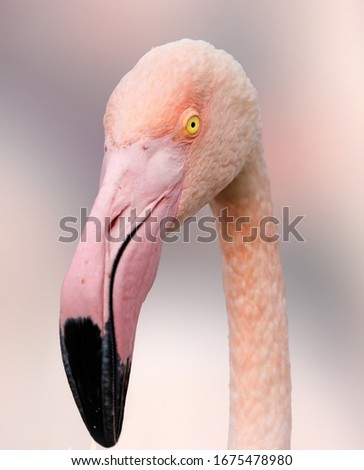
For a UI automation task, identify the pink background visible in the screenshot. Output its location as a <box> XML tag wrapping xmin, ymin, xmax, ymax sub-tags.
<box><xmin>1</xmin><ymin>0</ymin><xmax>364</xmax><ymax>449</ymax></box>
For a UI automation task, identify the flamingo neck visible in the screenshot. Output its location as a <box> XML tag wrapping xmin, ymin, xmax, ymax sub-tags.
<box><xmin>210</xmin><ymin>143</ymin><xmax>291</xmax><ymax>449</ymax></box>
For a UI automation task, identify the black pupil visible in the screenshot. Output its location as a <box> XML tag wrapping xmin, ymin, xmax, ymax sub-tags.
<box><xmin>191</xmin><ymin>121</ymin><xmax>196</xmax><ymax>128</ymax></box>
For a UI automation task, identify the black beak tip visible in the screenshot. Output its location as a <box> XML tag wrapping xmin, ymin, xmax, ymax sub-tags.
<box><xmin>60</xmin><ymin>317</ymin><xmax>132</xmax><ymax>448</ymax></box>
<box><xmin>88</xmin><ymin>427</ymin><xmax>118</xmax><ymax>448</ymax></box>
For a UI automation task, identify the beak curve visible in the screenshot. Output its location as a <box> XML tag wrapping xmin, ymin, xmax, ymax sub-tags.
<box><xmin>60</xmin><ymin>140</ymin><xmax>184</xmax><ymax>447</ymax></box>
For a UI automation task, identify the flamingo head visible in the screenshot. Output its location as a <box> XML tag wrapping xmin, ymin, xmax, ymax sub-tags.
<box><xmin>60</xmin><ymin>39</ymin><xmax>259</xmax><ymax>447</ymax></box>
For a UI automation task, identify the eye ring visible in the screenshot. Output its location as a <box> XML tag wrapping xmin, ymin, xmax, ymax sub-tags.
<box><xmin>185</xmin><ymin>115</ymin><xmax>200</xmax><ymax>136</ymax></box>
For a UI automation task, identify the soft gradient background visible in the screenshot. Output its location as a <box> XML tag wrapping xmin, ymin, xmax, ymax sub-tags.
<box><xmin>1</xmin><ymin>0</ymin><xmax>364</xmax><ymax>449</ymax></box>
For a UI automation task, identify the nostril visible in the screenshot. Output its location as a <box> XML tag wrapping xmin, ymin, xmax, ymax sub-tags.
<box><xmin>107</xmin><ymin>216</ymin><xmax>125</xmax><ymax>243</ymax></box>
<box><xmin>108</xmin><ymin>216</ymin><xmax>118</xmax><ymax>234</ymax></box>
<box><xmin>107</xmin><ymin>207</ymin><xmax>130</xmax><ymax>242</ymax></box>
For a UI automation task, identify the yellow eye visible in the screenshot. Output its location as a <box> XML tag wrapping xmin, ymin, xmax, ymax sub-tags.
<box><xmin>186</xmin><ymin>115</ymin><xmax>200</xmax><ymax>136</ymax></box>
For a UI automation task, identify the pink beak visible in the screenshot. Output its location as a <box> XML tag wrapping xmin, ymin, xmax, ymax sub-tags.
<box><xmin>60</xmin><ymin>139</ymin><xmax>184</xmax><ymax>447</ymax></box>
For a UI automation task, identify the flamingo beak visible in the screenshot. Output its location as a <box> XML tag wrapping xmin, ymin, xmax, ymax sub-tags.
<box><xmin>60</xmin><ymin>139</ymin><xmax>184</xmax><ymax>447</ymax></box>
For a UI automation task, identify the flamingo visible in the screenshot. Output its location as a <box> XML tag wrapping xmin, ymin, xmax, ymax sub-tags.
<box><xmin>60</xmin><ymin>39</ymin><xmax>291</xmax><ymax>449</ymax></box>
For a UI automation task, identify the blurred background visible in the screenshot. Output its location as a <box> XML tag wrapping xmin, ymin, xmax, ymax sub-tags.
<box><xmin>1</xmin><ymin>0</ymin><xmax>364</xmax><ymax>449</ymax></box>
